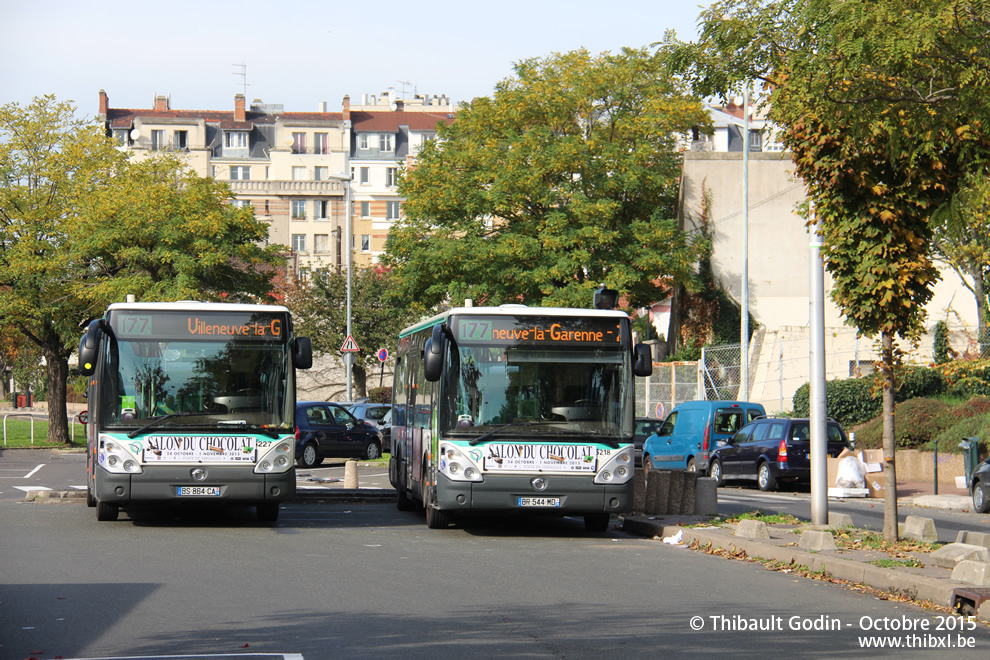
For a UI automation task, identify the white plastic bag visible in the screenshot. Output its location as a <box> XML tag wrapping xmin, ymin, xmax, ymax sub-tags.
<box><xmin>835</xmin><ymin>455</ymin><xmax>866</xmax><ymax>488</ymax></box>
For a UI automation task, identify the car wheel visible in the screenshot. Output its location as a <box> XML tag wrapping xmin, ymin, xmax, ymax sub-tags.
<box><xmin>365</xmin><ymin>441</ymin><xmax>382</xmax><ymax>461</ymax></box>
<box><xmin>97</xmin><ymin>501</ymin><xmax>119</xmax><ymax>521</ymax></box>
<box><xmin>758</xmin><ymin>462</ymin><xmax>777</xmax><ymax>492</ymax></box>
<box><xmin>257</xmin><ymin>503</ymin><xmax>279</xmax><ymax>522</ymax></box>
<box><xmin>686</xmin><ymin>457</ymin><xmax>697</xmax><ymax>472</ymax></box>
<box><xmin>297</xmin><ymin>442</ymin><xmax>320</xmax><ymax>469</ymax></box>
<box><xmin>643</xmin><ymin>454</ymin><xmax>652</xmax><ymax>478</ymax></box>
<box><xmin>709</xmin><ymin>459</ymin><xmax>723</xmax><ymax>487</ymax></box>
<box><xmin>584</xmin><ymin>513</ymin><xmax>611</xmax><ymax>532</ymax></box>
<box><xmin>974</xmin><ymin>481</ymin><xmax>990</xmax><ymax>514</ymax></box>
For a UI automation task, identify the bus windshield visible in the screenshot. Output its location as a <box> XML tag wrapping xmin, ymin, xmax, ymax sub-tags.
<box><xmin>96</xmin><ymin>311</ymin><xmax>294</xmax><ymax>431</ymax></box>
<box><xmin>442</xmin><ymin>315</ymin><xmax>631</xmax><ymax>439</ymax></box>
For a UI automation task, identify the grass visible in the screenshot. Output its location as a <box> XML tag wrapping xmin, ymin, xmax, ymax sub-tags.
<box><xmin>833</xmin><ymin>528</ymin><xmax>942</xmax><ymax>555</ymax></box>
<box><xmin>1</xmin><ymin>417</ymin><xmax>87</xmax><ymax>448</ymax></box>
<box><xmin>869</xmin><ymin>558</ymin><xmax>925</xmax><ymax>568</ymax></box>
<box><xmin>724</xmin><ymin>509</ymin><xmax>803</xmax><ymax>525</ymax></box>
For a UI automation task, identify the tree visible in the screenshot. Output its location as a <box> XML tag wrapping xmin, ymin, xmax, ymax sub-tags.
<box><xmin>283</xmin><ymin>267</ymin><xmax>417</xmax><ymax>397</ymax></box>
<box><xmin>1</xmin><ymin>96</ymin><xmax>287</xmax><ymax>444</ymax></box>
<box><xmin>382</xmin><ymin>48</ymin><xmax>710</xmax><ymax>312</ymax></box>
<box><xmin>668</xmin><ymin>0</ymin><xmax>990</xmax><ymax>540</ymax></box>
<box><xmin>932</xmin><ymin>169</ymin><xmax>990</xmax><ymax>355</ymax></box>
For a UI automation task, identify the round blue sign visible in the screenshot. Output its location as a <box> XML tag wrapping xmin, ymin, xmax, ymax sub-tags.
<box><xmin>377</xmin><ymin>348</ymin><xmax>389</xmax><ymax>362</ymax></box>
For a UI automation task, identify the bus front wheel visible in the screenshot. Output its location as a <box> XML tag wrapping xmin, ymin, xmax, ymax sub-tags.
<box><xmin>424</xmin><ymin>484</ymin><xmax>451</xmax><ymax>529</ymax></box>
<box><xmin>257</xmin><ymin>503</ymin><xmax>280</xmax><ymax>522</ymax></box>
<box><xmin>584</xmin><ymin>513</ymin><xmax>610</xmax><ymax>532</ymax></box>
<box><xmin>97</xmin><ymin>501</ymin><xmax>119</xmax><ymax>521</ymax></box>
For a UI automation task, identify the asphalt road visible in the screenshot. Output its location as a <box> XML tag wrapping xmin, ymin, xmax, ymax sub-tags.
<box><xmin>4</xmin><ymin>498</ymin><xmax>990</xmax><ymax>659</ymax></box>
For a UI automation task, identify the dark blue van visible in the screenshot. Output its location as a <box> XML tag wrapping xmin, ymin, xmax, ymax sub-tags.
<box><xmin>642</xmin><ymin>401</ymin><xmax>766</xmax><ymax>472</ymax></box>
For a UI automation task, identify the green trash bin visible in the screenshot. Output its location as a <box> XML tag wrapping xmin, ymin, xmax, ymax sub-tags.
<box><xmin>960</xmin><ymin>437</ymin><xmax>980</xmax><ymax>486</ymax></box>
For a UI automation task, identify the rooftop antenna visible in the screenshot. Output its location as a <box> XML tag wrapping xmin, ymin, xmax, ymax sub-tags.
<box><xmin>397</xmin><ymin>80</ymin><xmax>412</xmax><ymax>99</ymax></box>
<box><xmin>232</xmin><ymin>62</ymin><xmax>250</xmax><ymax>96</ymax></box>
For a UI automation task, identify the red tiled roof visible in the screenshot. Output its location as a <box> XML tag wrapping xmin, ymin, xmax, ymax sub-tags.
<box><xmin>103</xmin><ymin>108</ymin><xmax>343</xmax><ymax>128</ymax></box>
<box><xmin>350</xmin><ymin>111</ymin><xmax>453</xmax><ymax>132</ymax></box>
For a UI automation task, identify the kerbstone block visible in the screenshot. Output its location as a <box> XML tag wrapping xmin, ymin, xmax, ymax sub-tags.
<box><xmin>799</xmin><ymin>529</ymin><xmax>837</xmax><ymax>551</ymax></box>
<box><xmin>903</xmin><ymin>515</ymin><xmax>938</xmax><ymax>543</ymax></box>
<box><xmin>694</xmin><ymin>477</ymin><xmax>718</xmax><ymax>516</ymax></box>
<box><xmin>931</xmin><ymin>543</ymin><xmax>990</xmax><ymax>569</ymax></box>
<box><xmin>955</xmin><ymin>531</ymin><xmax>990</xmax><ymax>550</ymax></box>
<box><xmin>951</xmin><ymin>560</ymin><xmax>990</xmax><ymax>586</ymax></box>
<box><xmin>828</xmin><ymin>512</ymin><xmax>854</xmax><ymax>528</ymax></box>
<box><xmin>734</xmin><ymin>519</ymin><xmax>771</xmax><ymax>539</ymax></box>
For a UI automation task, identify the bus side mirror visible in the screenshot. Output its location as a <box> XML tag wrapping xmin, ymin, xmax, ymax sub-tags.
<box><xmin>633</xmin><ymin>343</ymin><xmax>652</xmax><ymax>377</ymax></box>
<box><xmin>78</xmin><ymin>319</ymin><xmax>106</xmax><ymax>376</ymax></box>
<box><xmin>294</xmin><ymin>337</ymin><xmax>313</xmax><ymax>370</ymax></box>
<box><xmin>424</xmin><ymin>324</ymin><xmax>446</xmax><ymax>382</ymax></box>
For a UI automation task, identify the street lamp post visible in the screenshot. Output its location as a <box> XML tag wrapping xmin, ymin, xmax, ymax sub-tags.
<box><xmin>741</xmin><ymin>87</ymin><xmax>750</xmax><ymax>400</ymax></box>
<box><xmin>344</xmin><ymin>174</ymin><xmax>353</xmax><ymax>401</ymax></box>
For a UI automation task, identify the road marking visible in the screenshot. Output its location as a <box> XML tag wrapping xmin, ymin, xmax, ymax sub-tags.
<box><xmin>62</xmin><ymin>654</ymin><xmax>305</xmax><ymax>659</ymax></box>
<box><xmin>14</xmin><ymin>486</ymin><xmax>52</xmax><ymax>492</ymax></box>
<box><xmin>0</xmin><ymin>463</ymin><xmax>45</xmax><ymax>479</ymax></box>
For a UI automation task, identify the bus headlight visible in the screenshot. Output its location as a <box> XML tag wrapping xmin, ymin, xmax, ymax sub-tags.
<box><xmin>594</xmin><ymin>446</ymin><xmax>634</xmax><ymax>485</ymax></box>
<box><xmin>438</xmin><ymin>443</ymin><xmax>483</xmax><ymax>483</ymax></box>
<box><xmin>99</xmin><ymin>435</ymin><xmax>144</xmax><ymax>475</ymax></box>
<box><xmin>255</xmin><ymin>441</ymin><xmax>293</xmax><ymax>474</ymax></box>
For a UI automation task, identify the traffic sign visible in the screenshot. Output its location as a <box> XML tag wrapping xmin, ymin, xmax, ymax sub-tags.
<box><xmin>377</xmin><ymin>348</ymin><xmax>389</xmax><ymax>362</ymax></box>
<box><xmin>340</xmin><ymin>335</ymin><xmax>360</xmax><ymax>352</ymax></box>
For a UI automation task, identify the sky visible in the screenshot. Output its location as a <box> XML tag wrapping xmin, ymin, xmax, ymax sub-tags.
<box><xmin>1</xmin><ymin>0</ymin><xmax>714</xmax><ymax>118</ymax></box>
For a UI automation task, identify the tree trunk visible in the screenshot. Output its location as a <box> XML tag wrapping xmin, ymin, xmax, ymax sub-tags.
<box><xmin>44</xmin><ymin>343</ymin><xmax>70</xmax><ymax>445</ymax></box>
<box><xmin>975</xmin><ymin>270</ymin><xmax>987</xmax><ymax>357</ymax></box>
<box><xmin>881</xmin><ymin>332</ymin><xmax>898</xmax><ymax>541</ymax></box>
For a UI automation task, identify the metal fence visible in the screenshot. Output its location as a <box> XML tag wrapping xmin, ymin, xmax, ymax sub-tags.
<box><xmin>635</xmin><ymin>362</ymin><xmax>702</xmax><ymax>419</ymax></box>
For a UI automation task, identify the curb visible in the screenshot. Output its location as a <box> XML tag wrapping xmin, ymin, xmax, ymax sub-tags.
<box><xmin>621</xmin><ymin>515</ymin><xmax>990</xmax><ymax>622</ymax></box>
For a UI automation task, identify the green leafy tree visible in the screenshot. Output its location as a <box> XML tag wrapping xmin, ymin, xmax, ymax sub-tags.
<box><xmin>669</xmin><ymin>0</ymin><xmax>990</xmax><ymax>539</ymax></box>
<box><xmin>1</xmin><ymin>96</ymin><xmax>286</xmax><ymax>444</ymax></box>
<box><xmin>284</xmin><ymin>267</ymin><xmax>416</xmax><ymax>397</ymax></box>
<box><xmin>382</xmin><ymin>47</ymin><xmax>710</xmax><ymax>312</ymax></box>
<box><xmin>932</xmin><ymin>169</ymin><xmax>990</xmax><ymax>355</ymax></box>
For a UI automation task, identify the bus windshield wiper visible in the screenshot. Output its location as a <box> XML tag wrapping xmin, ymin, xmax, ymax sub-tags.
<box><xmin>468</xmin><ymin>420</ymin><xmax>565</xmax><ymax>445</ymax></box>
<box><xmin>127</xmin><ymin>412</ymin><xmax>200</xmax><ymax>438</ymax></box>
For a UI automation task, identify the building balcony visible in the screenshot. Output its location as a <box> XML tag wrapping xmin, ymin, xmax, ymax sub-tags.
<box><xmin>229</xmin><ymin>180</ymin><xmax>347</xmax><ymax>196</ymax></box>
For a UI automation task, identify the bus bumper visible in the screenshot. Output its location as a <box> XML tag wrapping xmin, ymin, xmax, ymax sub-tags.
<box><xmin>94</xmin><ymin>465</ymin><xmax>295</xmax><ymax>504</ymax></box>
<box><xmin>435</xmin><ymin>473</ymin><xmax>632</xmax><ymax>515</ymax></box>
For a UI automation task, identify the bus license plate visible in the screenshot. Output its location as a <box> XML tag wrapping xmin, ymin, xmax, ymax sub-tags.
<box><xmin>517</xmin><ymin>497</ymin><xmax>561</xmax><ymax>507</ymax></box>
<box><xmin>177</xmin><ymin>486</ymin><xmax>221</xmax><ymax>496</ymax></box>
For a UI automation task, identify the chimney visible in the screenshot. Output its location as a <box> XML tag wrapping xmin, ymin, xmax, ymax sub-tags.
<box><xmin>395</xmin><ymin>99</ymin><xmax>404</xmax><ymax>112</ymax></box>
<box><xmin>98</xmin><ymin>90</ymin><xmax>109</xmax><ymax>116</ymax></box>
<box><xmin>342</xmin><ymin>95</ymin><xmax>351</xmax><ymax>121</ymax></box>
<box><xmin>235</xmin><ymin>94</ymin><xmax>246</xmax><ymax>121</ymax></box>
<box><xmin>154</xmin><ymin>94</ymin><xmax>170</xmax><ymax>111</ymax></box>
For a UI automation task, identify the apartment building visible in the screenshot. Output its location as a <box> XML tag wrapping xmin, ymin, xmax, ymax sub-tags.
<box><xmin>98</xmin><ymin>90</ymin><xmax>452</xmax><ymax>275</ymax></box>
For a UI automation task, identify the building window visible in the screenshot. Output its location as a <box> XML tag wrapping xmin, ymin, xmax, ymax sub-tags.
<box><xmin>265</xmin><ymin>166</ymin><xmax>270</xmax><ymax>180</ymax></box>
<box><xmin>151</xmin><ymin>130</ymin><xmax>165</xmax><ymax>151</ymax></box>
<box><xmin>359</xmin><ymin>167</ymin><xmax>370</xmax><ymax>185</ymax></box>
<box><xmin>314</xmin><ymin>200</ymin><xmax>329</xmax><ymax>220</ymax></box>
<box><xmin>314</xmin><ymin>133</ymin><xmax>328</xmax><ymax>155</ymax></box>
<box><xmin>230</xmin><ymin>166</ymin><xmax>251</xmax><ymax>180</ymax></box>
<box><xmin>291</xmin><ymin>234</ymin><xmax>307</xmax><ymax>253</ymax></box>
<box><xmin>314</xmin><ymin>234</ymin><xmax>329</xmax><ymax>254</ymax></box>
<box><xmin>174</xmin><ymin>130</ymin><xmax>187</xmax><ymax>149</ymax></box>
<box><xmin>292</xmin><ymin>166</ymin><xmax>306</xmax><ymax>181</ymax></box>
<box><xmin>360</xmin><ymin>201</ymin><xmax>370</xmax><ymax>217</ymax></box>
<box><xmin>113</xmin><ymin>129</ymin><xmax>129</xmax><ymax>145</ymax></box>
<box><xmin>315</xmin><ymin>166</ymin><xmax>328</xmax><ymax>181</ymax></box>
<box><xmin>359</xmin><ymin>134</ymin><xmax>369</xmax><ymax>150</ymax></box>
<box><xmin>231</xmin><ymin>199</ymin><xmax>251</xmax><ymax>209</ymax></box>
<box><xmin>291</xmin><ymin>200</ymin><xmax>306</xmax><ymax>219</ymax></box>
<box><xmin>292</xmin><ymin>132</ymin><xmax>306</xmax><ymax>154</ymax></box>
<box><xmin>225</xmin><ymin>131</ymin><xmax>248</xmax><ymax>148</ymax></box>
<box><xmin>361</xmin><ymin>234</ymin><xmax>371</xmax><ymax>252</ymax></box>
<box><xmin>386</xmin><ymin>167</ymin><xmax>398</xmax><ymax>187</ymax></box>
<box><xmin>379</xmin><ymin>134</ymin><xmax>393</xmax><ymax>152</ymax></box>
<box><xmin>386</xmin><ymin>201</ymin><xmax>400</xmax><ymax>220</ymax></box>
<box><xmin>264</xmin><ymin>200</ymin><xmax>270</xmax><ymax>216</ymax></box>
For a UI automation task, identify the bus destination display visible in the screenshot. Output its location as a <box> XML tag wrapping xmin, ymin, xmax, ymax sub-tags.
<box><xmin>454</xmin><ymin>315</ymin><xmax>621</xmax><ymax>346</ymax></box>
<box><xmin>111</xmin><ymin>311</ymin><xmax>287</xmax><ymax>342</ymax></box>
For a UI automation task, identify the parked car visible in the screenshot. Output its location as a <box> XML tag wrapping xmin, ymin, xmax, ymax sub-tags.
<box><xmin>708</xmin><ymin>417</ymin><xmax>850</xmax><ymax>491</ymax></box>
<box><xmin>295</xmin><ymin>401</ymin><xmax>383</xmax><ymax>468</ymax></box>
<box><xmin>643</xmin><ymin>401</ymin><xmax>766</xmax><ymax>473</ymax></box>
<box><xmin>633</xmin><ymin>417</ymin><xmax>663</xmax><ymax>467</ymax></box>
<box><xmin>970</xmin><ymin>456</ymin><xmax>990</xmax><ymax>513</ymax></box>
<box><xmin>347</xmin><ymin>403</ymin><xmax>391</xmax><ymax>426</ymax></box>
<box><xmin>377</xmin><ymin>407</ymin><xmax>392</xmax><ymax>450</ymax></box>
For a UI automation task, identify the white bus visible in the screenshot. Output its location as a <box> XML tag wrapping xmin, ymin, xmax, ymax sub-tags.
<box><xmin>389</xmin><ymin>304</ymin><xmax>652</xmax><ymax>530</ymax></box>
<box><xmin>77</xmin><ymin>301</ymin><xmax>312</xmax><ymax>522</ymax></box>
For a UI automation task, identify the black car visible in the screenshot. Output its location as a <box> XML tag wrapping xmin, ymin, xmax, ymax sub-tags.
<box><xmin>971</xmin><ymin>457</ymin><xmax>990</xmax><ymax>513</ymax></box>
<box><xmin>634</xmin><ymin>417</ymin><xmax>663</xmax><ymax>467</ymax></box>
<box><xmin>295</xmin><ymin>401</ymin><xmax>383</xmax><ymax>468</ymax></box>
<box><xmin>708</xmin><ymin>417</ymin><xmax>850</xmax><ymax>491</ymax></box>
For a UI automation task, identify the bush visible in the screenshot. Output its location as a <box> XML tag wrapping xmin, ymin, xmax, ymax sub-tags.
<box><xmin>792</xmin><ymin>378</ymin><xmax>878</xmax><ymax>427</ymax></box>
<box><xmin>852</xmin><ymin>398</ymin><xmax>954</xmax><ymax>451</ymax></box>
<box><xmin>939</xmin><ymin>358</ymin><xmax>990</xmax><ymax>397</ymax></box>
<box><xmin>366</xmin><ymin>386</ymin><xmax>391</xmax><ymax>403</ymax></box>
<box><xmin>928</xmin><ymin>413</ymin><xmax>990</xmax><ymax>456</ymax></box>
